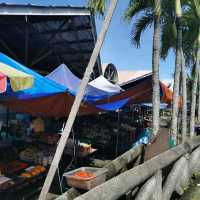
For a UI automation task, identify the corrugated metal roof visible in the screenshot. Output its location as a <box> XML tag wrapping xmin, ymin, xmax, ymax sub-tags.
<box><xmin>0</xmin><ymin>3</ymin><xmax>90</xmax><ymax>15</ymax></box>
<box><xmin>118</xmin><ymin>70</ymin><xmax>152</xmax><ymax>85</ymax></box>
<box><xmin>0</xmin><ymin>4</ymin><xmax>101</xmax><ymax>78</ymax></box>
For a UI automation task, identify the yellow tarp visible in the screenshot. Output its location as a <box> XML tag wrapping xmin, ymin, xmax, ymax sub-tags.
<box><xmin>0</xmin><ymin>62</ymin><xmax>34</xmax><ymax>91</ymax></box>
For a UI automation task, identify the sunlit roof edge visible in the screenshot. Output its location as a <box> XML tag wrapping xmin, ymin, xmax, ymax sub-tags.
<box><xmin>0</xmin><ymin>4</ymin><xmax>90</xmax><ymax>16</ymax></box>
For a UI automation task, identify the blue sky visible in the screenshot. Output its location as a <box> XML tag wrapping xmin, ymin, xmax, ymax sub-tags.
<box><xmin>0</xmin><ymin>0</ymin><xmax>175</xmax><ymax>82</ymax></box>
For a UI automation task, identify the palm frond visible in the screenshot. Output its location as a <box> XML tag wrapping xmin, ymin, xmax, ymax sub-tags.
<box><xmin>131</xmin><ymin>13</ymin><xmax>154</xmax><ymax>47</ymax></box>
<box><xmin>161</xmin><ymin>22</ymin><xmax>176</xmax><ymax>59</ymax></box>
<box><xmin>124</xmin><ymin>0</ymin><xmax>153</xmax><ymax>21</ymax></box>
<box><xmin>87</xmin><ymin>0</ymin><xmax>107</xmax><ymax>16</ymax></box>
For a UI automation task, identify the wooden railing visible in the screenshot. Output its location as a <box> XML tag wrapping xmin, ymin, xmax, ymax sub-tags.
<box><xmin>55</xmin><ymin>136</ymin><xmax>200</xmax><ymax>200</ymax></box>
<box><xmin>69</xmin><ymin>136</ymin><xmax>200</xmax><ymax>200</ymax></box>
<box><xmin>56</xmin><ymin>144</ymin><xmax>145</xmax><ymax>200</ymax></box>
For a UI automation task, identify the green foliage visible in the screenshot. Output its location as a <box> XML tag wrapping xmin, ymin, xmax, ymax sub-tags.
<box><xmin>124</xmin><ymin>0</ymin><xmax>199</xmax><ymax>68</ymax></box>
<box><xmin>87</xmin><ymin>0</ymin><xmax>107</xmax><ymax>16</ymax></box>
<box><xmin>87</xmin><ymin>0</ymin><xmax>200</xmax><ymax>69</ymax></box>
<box><xmin>130</xmin><ymin>13</ymin><xmax>154</xmax><ymax>47</ymax></box>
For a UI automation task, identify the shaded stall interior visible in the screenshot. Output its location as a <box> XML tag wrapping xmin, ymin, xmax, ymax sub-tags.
<box><xmin>0</xmin><ymin>4</ymin><xmax>104</xmax><ymax>199</ymax></box>
<box><xmin>0</xmin><ymin>4</ymin><xmax>102</xmax><ymax>78</ymax></box>
<box><xmin>0</xmin><ymin>4</ymin><xmax>159</xmax><ymax>200</ymax></box>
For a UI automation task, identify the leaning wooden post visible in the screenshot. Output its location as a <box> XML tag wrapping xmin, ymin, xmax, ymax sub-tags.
<box><xmin>38</xmin><ymin>1</ymin><xmax>118</xmax><ymax>200</ymax></box>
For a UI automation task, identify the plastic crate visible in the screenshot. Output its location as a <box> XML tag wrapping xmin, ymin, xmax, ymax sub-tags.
<box><xmin>63</xmin><ymin>167</ymin><xmax>107</xmax><ymax>190</ymax></box>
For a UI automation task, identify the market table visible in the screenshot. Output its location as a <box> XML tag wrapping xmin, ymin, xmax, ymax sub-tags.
<box><xmin>0</xmin><ymin>171</ymin><xmax>46</xmax><ymax>200</ymax></box>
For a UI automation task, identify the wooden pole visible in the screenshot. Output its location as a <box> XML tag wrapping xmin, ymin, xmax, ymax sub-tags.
<box><xmin>38</xmin><ymin>1</ymin><xmax>118</xmax><ymax>199</ymax></box>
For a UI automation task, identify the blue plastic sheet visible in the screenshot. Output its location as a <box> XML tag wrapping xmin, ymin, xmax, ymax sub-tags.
<box><xmin>0</xmin><ymin>53</ymin><xmax>66</xmax><ymax>100</ymax></box>
<box><xmin>96</xmin><ymin>98</ymin><xmax>130</xmax><ymax>111</ymax></box>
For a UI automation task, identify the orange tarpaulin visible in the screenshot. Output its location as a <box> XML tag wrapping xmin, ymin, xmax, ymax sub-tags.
<box><xmin>160</xmin><ymin>82</ymin><xmax>173</xmax><ymax>104</ymax></box>
<box><xmin>95</xmin><ymin>76</ymin><xmax>173</xmax><ymax>106</ymax></box>
<box><xmin>1</xmin><ymin>93</ymin><xmax>101</xmax><ymax>117</ymax></box>
<box><xmin>160</xmin><ymin>82</ymin><xmax>182</xmax><ymax>106</ymax></box>
<box><xmin>1</xmin><ymin>74</ymin><xmax>176</xmax><ymax>117</ymax></box>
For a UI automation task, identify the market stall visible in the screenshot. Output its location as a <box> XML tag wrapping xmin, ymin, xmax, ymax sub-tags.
<box><xmin>0</xmin><ymin>53</ymin><xmax>173</xmax><ymax>199</ymax></box>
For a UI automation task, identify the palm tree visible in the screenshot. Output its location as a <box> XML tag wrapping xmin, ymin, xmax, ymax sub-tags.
<box><xmin>126</xmin><ymin>0</ymin><xmax>200</xmax><ymax>143</ymax></box>
<box><xmin>151</xmin><ymin>0</ymin><xmax>161</xmax><ymax>137</ymax></box>
<box><xmin>124</xmin><ymin>0</ymin><xmax>186</xmax><ymax>143</ymax></box>
<box><xmin>189</xmin><ymin>0</ymin><xmax>200</xmax><ymax>138</ymax></box>
<box><xmin>125</xmin><ymin>0</ymin><xmax>161</xmax><ymax>137</ymax></box>
<box><xmin>198</xmin><ymin>72</ymin><xmax>200</xmax><ymax>121</ymax></box>
<box><xmin>161</xmin><ymin>0</ymin><xmax>200</xmax><ymax>141</ymax></box>
<box><xmin>90</xmin><ymin>0</ymin><xmax>162</xmax><ymax>137</ymax></box>
<box><xmin>181</xmin><ymin>50</ymin><xmax>187</xmax><ymax>142</ymax></box>
<box><xmin>88</xmin><ymin>0</ymin><xmax>107</xmax><ymax>15</ymax></box>
<box><xmin>170</xmin><ymin>0</ymin><xmax>183</xmax><ymax>145</ymax></box>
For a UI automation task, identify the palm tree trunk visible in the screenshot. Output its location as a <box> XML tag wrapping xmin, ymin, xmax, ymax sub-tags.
<box><xmin>190</xmin><ymin>28</ymin><xmax>200</xmax><ymax>138</ymax></box>
<box><xmin>171</xmin><ymin>0</ymin><xmax>182</xmax><ymax>145</ymax></box>
<box><xmin>152</xmin><ymin>0</ymin><xmax>161</xmax><ymax>136</ymax></box>
<box><xmin>181</xmin><ymin>50</ymin><xmax>187</xmax><ymax>142</ymax></box>
<box><xmin>198</xmin><ymin>70</ymin><xmax>200</xmax><ymax>121</ymax></box>
<box><xmin>38</xmin><ymin>1</ymin><xmax>118</xmax><ymax>199</ymax></box>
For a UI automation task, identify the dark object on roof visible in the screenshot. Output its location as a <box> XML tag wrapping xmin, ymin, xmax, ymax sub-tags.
<box><xmin>0</xmin><ymin>4</ymin><xmax>101</xmax><ymax>78</ymax></box>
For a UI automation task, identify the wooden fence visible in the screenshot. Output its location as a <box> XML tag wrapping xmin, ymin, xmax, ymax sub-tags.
<box><xmin>56</xmin><ymin>136</ymin><xmax>200</xmax><ymax>200</ymax></box>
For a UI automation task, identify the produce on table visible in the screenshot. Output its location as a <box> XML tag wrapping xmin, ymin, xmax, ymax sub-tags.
<box><xmin>73</xmin><ymin>170</ymin><xmax>95</xmax><ymax>179</ymax></box>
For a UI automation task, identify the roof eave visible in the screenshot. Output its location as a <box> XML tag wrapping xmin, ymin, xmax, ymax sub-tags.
<box><xmin>0</xmin><ymin>4</ymin><xmax>90</xmax><ymax>16</ymax></box>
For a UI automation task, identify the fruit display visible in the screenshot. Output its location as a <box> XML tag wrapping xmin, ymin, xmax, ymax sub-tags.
<box><xmin>20</xmin><ymin>148</ymin><xmax>54</xmax><ymax>166</ymax></box>
<box><xmin>20</xmin><ymin>165</ymin><xmax>46</xmax><ymax>178</ymax></box>
<box><xmin>73</xmin><ymin>170</ymin><xmax>95</xmax><ymax>180</ymax></box>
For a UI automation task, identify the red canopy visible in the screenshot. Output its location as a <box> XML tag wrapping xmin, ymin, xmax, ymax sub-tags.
<box><xmin>1</xmin><ymin>93</ymin><xmax>101</xmax><ymax>117</ymax></box>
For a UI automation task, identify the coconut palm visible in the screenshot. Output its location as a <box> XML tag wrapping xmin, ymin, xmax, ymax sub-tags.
<box><xmin>88</xmin><ymin>0</ymin><xmax>107</xmax><ymax>15</ymax></box>
<box><xmin>125</xmin><ymin>0</ymin><xmax>162</xmax><ymax>137</ymax></box>
<box><xmin>170</xmin><ymin>0</ymin><xmax>183</xmax><ymax>145</ymax></box>
<box><xmin>89</xmin><ymin>0</ymin><xmax>200</xmax><ymax>142</ymax></box>
<box><xmin>161</xmin><ymin>0</ymin><xmax>200</xmax><ymax>141</ymax></box>
<box><xmin>181</xmin><ymin>50</ymin><xmax>187</xmax><ymax>142</ymax></box>
<box><xmin>189</xmin><ymin>0</ymin><xmax>200</xmax><ymax>138</ymax></box>
<box><xmin>124</xmin><ymin>0</ymin><xmax>185</xmax><ymax>143</ymax></box>
<box><xmin>125</xmin><ymin>0</ymin><xmax>200</xmax><ymax>143</ymax></box>
<box><xmin>89</xmin><ymin>0</ymin><xmax>162</xmax><ymax>137</ymax></box>
<box><xmin>198</xmin><ymin>73</ymin><xmax>200</xmax><ymax>121</ymax></box>
<box><xmin>151</xmin><ymin>0</ymin><xmax>161</xmax><ymax>137</ymax></box>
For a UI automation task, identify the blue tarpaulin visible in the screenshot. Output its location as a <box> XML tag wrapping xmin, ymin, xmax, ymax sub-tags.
<box><xmin>96</xmin><ymin>98</ymin><xmax>130</xmax><ymax>111</ymax></box>
<box><xmin>141</xmin><ymin>103</ymin><xmax>168</xmax><ymax>109</ymax></box>
<box><xmin>0</xmin><ymin>53</ymin><xmax>67</xmax><ymax>100</ymax></box>
<box><xmin>0</xmin><ymin>53</ymin><xmax>129</xmax><ymax>113</ymax></box>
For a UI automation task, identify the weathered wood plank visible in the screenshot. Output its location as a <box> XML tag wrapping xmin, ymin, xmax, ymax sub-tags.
<box><xmin>55</xmin><ymin>144</ymin><xmax>144</xmax><ymax>200</ymax></box>
<box><xmin>75</xmin><ymin>137</ymin><xmax>200</xmax><ymax>200</ymax></box>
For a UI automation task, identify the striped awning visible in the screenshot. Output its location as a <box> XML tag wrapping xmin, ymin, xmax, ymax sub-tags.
<box><xmin>0</xmin><ymin>62</ymin><xmax>34</xmax><ymax>93</ymax></box>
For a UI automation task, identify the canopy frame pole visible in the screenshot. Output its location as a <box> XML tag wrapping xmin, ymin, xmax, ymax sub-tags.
<box><xmin>38</xmin><ymin>1</ymin><xmax>118</xmax><ymax>199</ymax></box>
